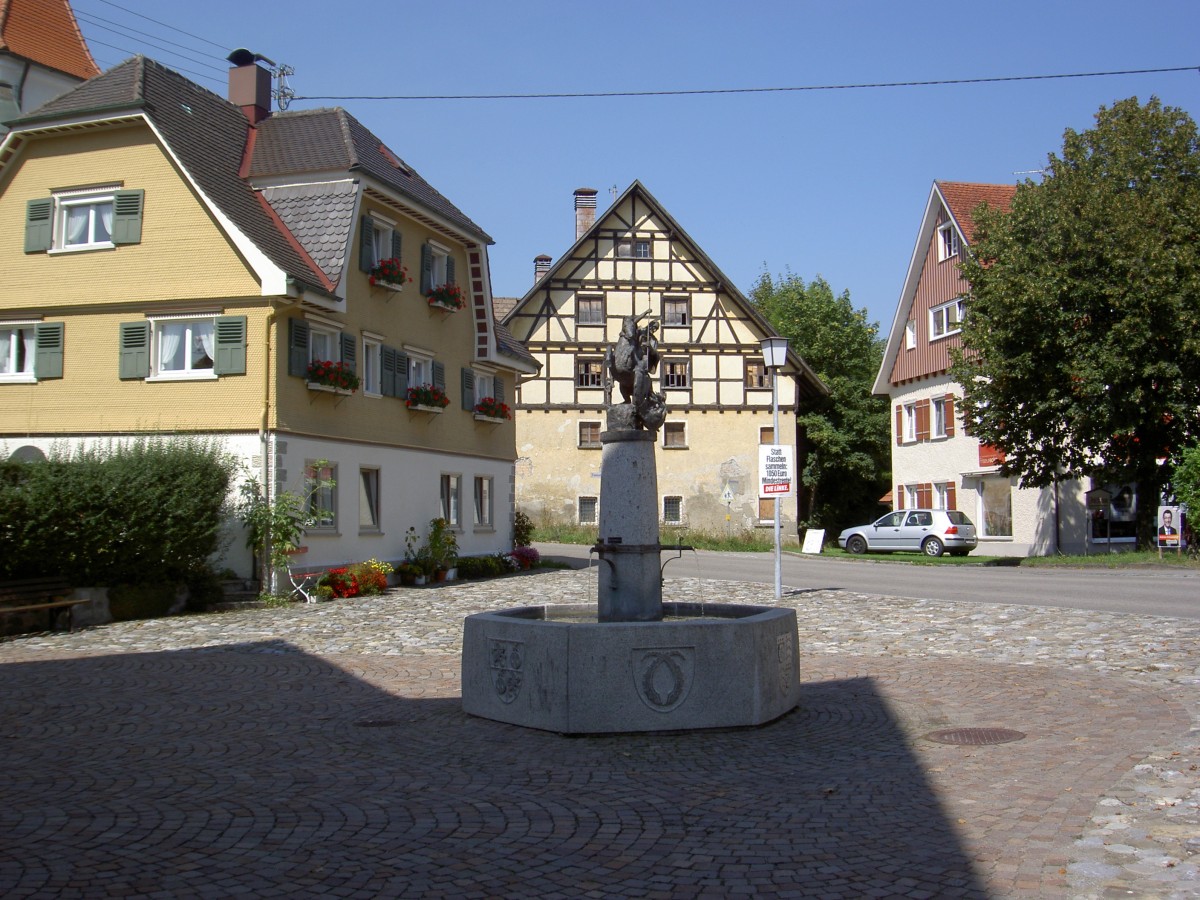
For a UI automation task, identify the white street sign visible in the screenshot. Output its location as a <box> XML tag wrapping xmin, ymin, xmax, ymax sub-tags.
<box><xmin>758</xmin><ymin>444</ymin><xmax>794</xmax><ymax>498</ymax></box>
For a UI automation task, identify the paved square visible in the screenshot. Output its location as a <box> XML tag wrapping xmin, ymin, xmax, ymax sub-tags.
<box><xmin>2</xmin><ymin>571</ymin><xmax>1197</xmax><ymax>898</ymax></box>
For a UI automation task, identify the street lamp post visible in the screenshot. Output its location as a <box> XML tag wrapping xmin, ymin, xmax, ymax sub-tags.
<box><xmin>760</xmin><ymin>336</ymin><xmax>789</xmax><ymax>600</ymax></box>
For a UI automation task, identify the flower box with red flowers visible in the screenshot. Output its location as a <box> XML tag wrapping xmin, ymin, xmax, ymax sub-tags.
<box><xmin>473</xmin><ymin>397</ymin><xmax>512</xmax><ymax>421</ymax></box>
<box><xmin>426</xmin><ymin>282</ymin><xmax>466</xmax><ymax>311</ymax></box>
<box><xmin>406</xmin><ymin>383</ymin><xmax>450</xmax><ymax>412</ymax></box>
<box><xmin>306</xmin><ymin>360</ymin><xmax>360</xmax><ymax>393</ymax></box>
<box><xmin>369</xmin><ymin>257</ymin><xmax>410</xmax><ymax>291</ymax></box>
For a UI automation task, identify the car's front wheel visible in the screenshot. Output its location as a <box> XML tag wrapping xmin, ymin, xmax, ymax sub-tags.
<box><xmin>846</xmin><ymin>535</ymin><xmax>868</xmax><ymax>555</ymax></box>
<box><xmin>922</xmin><ymin>537</ymin><xmax>945</xmax><ymax>557</ymax></box>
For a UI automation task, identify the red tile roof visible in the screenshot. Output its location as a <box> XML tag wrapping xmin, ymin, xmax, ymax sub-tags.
<box><xmin>937</xmin><ymin>181</ymin><xmax>1016</xmax><ymax>243</ymax></box>
<box><xmin>0</xmin><ymin>0</ymin><xmax>99</xmax><ymax>80</ymax></box>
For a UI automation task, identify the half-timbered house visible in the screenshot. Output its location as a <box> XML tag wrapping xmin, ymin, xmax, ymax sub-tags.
<box><xmin>502</xmin><ymin>182</ymin><xmax>825</xmax><ymax>537</ymax></box>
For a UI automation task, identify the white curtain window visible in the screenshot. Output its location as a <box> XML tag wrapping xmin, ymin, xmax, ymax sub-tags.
<box><xmin>155</xmin><ymin>318</ymin><xmax>214</xmax><ymax>375</ymax></box>
<box><xmin>0</xmin><ymin>326</ymin><xmax>34</xmax><ymax>376</ymax></box>
<box><xmin>62</xmin><ymin>199</ymin><xmax>113</xmax><ymax>247</ymax></box>
<box><xmin>475</xmin><ymin>373</ymin><xmax>495</xmax><ymax>404</ymax></box>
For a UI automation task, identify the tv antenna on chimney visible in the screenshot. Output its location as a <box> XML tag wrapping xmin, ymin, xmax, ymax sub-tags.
<box><xmin>272</xmin><ymin>63</ymin><xmax>295</xmax><ymax>110</ymax></box>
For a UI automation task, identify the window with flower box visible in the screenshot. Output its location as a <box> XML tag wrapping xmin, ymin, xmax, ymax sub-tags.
<box><xmin>286</xmin><ymin>318</ymin><xmax>356</xmax><ymax>391</ymax></box>
<box><xmin>0</xmin><ymin>321</ymin><xmax>64</xmax><ymax>382</ymax></box>
<box><xmin>420</xmin><ymin>241</ymin><xmax>456</xmax><ymax>295</ymax></box>
<box><xmin>463</xmin><ymin>368</ymin><xmax>508</xmax><ymax>419</ymax></box>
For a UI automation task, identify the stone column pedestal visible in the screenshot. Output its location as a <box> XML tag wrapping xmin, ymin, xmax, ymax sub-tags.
<box><xmin>595</xmin><ymin>427</ymin><xmax>662</xmax><ymax>621</ymax></box>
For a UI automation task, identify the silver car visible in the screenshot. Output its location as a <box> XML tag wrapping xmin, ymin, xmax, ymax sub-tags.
<box><xmin>837</xmin><ymin>509</ymin><xmax>978</xmax><ymax>557</ymax></box>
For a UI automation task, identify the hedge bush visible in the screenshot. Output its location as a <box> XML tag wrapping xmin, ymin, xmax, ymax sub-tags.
<box><xmin>0</xmin><ymin>437</ymin><xmax>235</xmax><ymax>585</ymax></box>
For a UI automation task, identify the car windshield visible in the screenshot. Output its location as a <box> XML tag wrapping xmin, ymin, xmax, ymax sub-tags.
<box><xmin>946</xmin><ymin>511</ymin><xmax>973</xmax><ymax>525</ymax></box>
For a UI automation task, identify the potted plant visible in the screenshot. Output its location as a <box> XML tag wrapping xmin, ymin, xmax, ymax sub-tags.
<box><xmin>426</xmin><ymin>282</ymin><xmax>466</xmax><ymax>311</ymax></box>
<box><xmin>424</xmin><ymin>517</ymin><xmax>459</xmax><ymax>580</ymax></box>
<box><xmin>473</xmin><ymin>396</ymin><xmax>512</xmax><ymax>421</ymax></box>
<box><xmin>306</xmin><ymin>359</ymin><xmax>360</xmax><ymax>393</ymax></box>
<box><xmin>368</xmin><ymin>257</ymin><xmax>410</xmax><ymax>290</ymax></box>
<box><xmin>406</xmin><ymin>384</ymin><xmax>450</xmax><ymax>410</ymax></box>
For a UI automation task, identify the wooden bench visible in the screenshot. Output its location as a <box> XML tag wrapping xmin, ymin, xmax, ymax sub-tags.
<box><xmin>0</xmin><ymin>577</ymin><xmax>88</xmax><ymax>633</ymax></box>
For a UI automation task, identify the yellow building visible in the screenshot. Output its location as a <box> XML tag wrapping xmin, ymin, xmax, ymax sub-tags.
<box><xmin>0</xmin><ymin>53</ymin><xmax>536</xmax><ymax>576</ymax></box>
<box><xmin>502</xmin><ymin>184</ymin><xmax>825</xmax><ymax>538</ymax></box>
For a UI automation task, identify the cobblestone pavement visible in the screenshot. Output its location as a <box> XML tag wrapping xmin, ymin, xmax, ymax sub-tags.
<box><xmin>1</xmin><ymin>570</ymin><xmax>1197</xmax><ymax>898</ymax></box>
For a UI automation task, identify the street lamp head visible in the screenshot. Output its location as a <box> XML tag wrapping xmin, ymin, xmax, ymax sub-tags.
<box><xmin>759</xmin><ymin>336</ymin><xmax>789</xmax><ymax>370</ymax></box>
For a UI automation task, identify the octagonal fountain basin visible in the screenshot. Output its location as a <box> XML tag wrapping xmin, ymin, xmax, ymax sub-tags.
<box><xmin>461</xmin><ymin>602</ymin><xmax>800</xmax><ymax>734</ymax></box>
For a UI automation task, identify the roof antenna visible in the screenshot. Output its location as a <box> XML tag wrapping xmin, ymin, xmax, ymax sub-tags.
<box><xmin>272</xmin><ymin>63</ymin><xmax>295</xmax><ymax>111</ymax></box>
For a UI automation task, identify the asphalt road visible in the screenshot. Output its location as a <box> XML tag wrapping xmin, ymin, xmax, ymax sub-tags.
<box><xmin>535</xmin><ymin>542</ymin><xmax>1200</xmax><ymax>620</ymax></box>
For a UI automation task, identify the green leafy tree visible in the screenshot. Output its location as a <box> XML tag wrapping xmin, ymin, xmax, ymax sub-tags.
<box><xmin>750</xmin><ymin>272</ymin><xmax>890</xmax><ymax>534</ymax></box>
<box><xmin>1172</xmin><ymin>445</ymin><xmax>1200</xmax><ymax>521</ymax></box>
<box><xmin>952</xmin><ymin>96</ymin><xmax>1200</xmax><ymax>545</ymax></box>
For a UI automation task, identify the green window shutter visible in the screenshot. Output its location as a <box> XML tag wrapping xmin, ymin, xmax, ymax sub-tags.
<box><xmin>420</xmin><ymin>243</ymin><xmax>433</xmax><ymax>293</ymax></box>
<box><xmin>446</xmin><ymin>256</ymin><xmax>456</xmax><ymax>286</ymax></box>
<box><xmin>339</xmin><ymin>332</ymin><xmax>356</xmax><ymax>370</ymax></box>
<box><xmin>287</xmin><ymin>318</ymin><xmax>309</xmax><ymax>377</ymax></box>
<box><xmin>390</xmin><ymin>230</ymin><xmax>403</xmax><ymax>262</ymax></box>
<box><xmin>213</xmin><ymin>316</ymin><xmax>247</xmax><ymax>375</ymax></box>
<box><xmin>381</xmin><ymin>345</ymin><xmax>397</xmax><ymax>397</ymax></box>
<box><xmin>25</xmin><ymin>198</ymin><xmax>53</xmax><ymax>253</ymax></box>
<box><xmin>118</xmin><ymin>321</ymin><xmax>150</xmax><ymax>380</ymax></box>
<box><xmin>111</xmin><ymin>190</ymin><xmax>145</xmax><ymax>244</ymax></box>
<box><xmin>433</xmin><ymin>360</ymin><xmax>445</xmax><ymax>392</ymax></box>
<box><xmin>397</xmin><ymin>351</ymin><xmax>409</xmax><ymax>396</ymax></box>
<box><xmin>461</xmin><ymin>368</ymin><xmax>475</xmax><ymax>410</ymax></box>
<box><xmin>34</xmin><ymin>322</ymin><xmax>64</xmax><ymax>379</ymax></box>
<box><xmin>359</xmin><ymin>215</ymin><xmax>375</xmax><ymax>272</ymax></box>
<box><xmin>494</xmin><ymin>377</ymin><xmax>505</xmax><ymax>406</ymax></box>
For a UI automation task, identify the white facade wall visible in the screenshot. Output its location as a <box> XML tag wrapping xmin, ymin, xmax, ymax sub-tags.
<box><xmin>2</xmin><ymin>431</ymin><xmax>515</xmax><ymax>579</ymax></box>
<box><xmin>891</xmin><ymin>377</ymin><xmax>1089</xmax><ymax>557</ymax></box>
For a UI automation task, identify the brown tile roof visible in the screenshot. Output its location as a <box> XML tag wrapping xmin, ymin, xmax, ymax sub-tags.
<box><xmin>12</xmin><ymin>56</ymin><xmax>330</xmax><ymax>292</ymax></box>
<box><xmin>494</xmin><ymin>322</ymin><xmax>536</xmax><ymax>369</ymax></box>
<box><xmin>937</xmin><ymin>181</ymin><xmax>1016</xmax><ymax>243</ymax></box>
<box><xmin>0</xmin><ymin>0</ymin><xmax>99</xmax><ymax>80</ymax></box>
<box><xmin>492</xmin><ymin>296</ymin><xmax>518</xmax><ymax>321</ymax></box>
<box><xmin>249</xmin><ymin>108</ymin><xmax>491</xmax><ymax>243</ymax></box>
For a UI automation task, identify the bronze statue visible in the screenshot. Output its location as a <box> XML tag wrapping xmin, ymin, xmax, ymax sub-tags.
<box><xmin>604</xmin><ymin>312</ymin><xmax>666</xmax><ymax>432</ymax></box>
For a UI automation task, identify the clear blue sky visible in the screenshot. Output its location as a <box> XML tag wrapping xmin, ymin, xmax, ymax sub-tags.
<box><xmin>75</xmin><ymin>0</ymin><xmax>1200</xmax><ymax>334</ymax></box>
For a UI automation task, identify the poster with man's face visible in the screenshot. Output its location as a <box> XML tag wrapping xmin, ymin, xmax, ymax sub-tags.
<box><xmin>1158</xmin><ymin>506</ymin><xmax>1180</xmax><ymax>548</ymax></box>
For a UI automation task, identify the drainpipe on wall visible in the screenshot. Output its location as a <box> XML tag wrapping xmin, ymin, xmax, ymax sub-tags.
<box><xmin>260</xmin><ymin>305</ymin><xmax>277</xmax><ymax>591</ymax></box>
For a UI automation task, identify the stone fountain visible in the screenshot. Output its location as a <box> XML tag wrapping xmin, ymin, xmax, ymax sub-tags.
<box><xmin>462</xmin><ymin>313</ymin><xmax>801</xmax><ymax>733</ymax></box>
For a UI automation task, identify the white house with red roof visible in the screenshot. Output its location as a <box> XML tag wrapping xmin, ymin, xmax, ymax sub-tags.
<box><xmin>0</xmin><ymin>0</ymin><xmax>99</xmax><ymax>129</ymax></box>
<box><xmin>872</xmin><ymin>181</ymin><xmax>1099</xmax><ymax>556</ymax></box>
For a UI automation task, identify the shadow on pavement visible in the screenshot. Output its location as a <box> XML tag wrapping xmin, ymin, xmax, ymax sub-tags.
<box><xmin>0</xmin><ymin>642</ymin><xmax>987</xmax><ymax>897</ymax></box>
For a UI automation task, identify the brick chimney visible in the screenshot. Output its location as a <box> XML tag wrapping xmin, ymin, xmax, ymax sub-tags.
<box><xmin>534</xmin><ymin>254</ymin><xmax>552</xmax><ymax>284</ymax></box>
<box><xmin>227</xmin><ymin>48</ymin><xmax>273</xmax><ymax>125</ymax></box>
<box><xmin>574</xmin><ymin>187</ymin><xmax>598</xmax><ymax>240</ymax></box>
